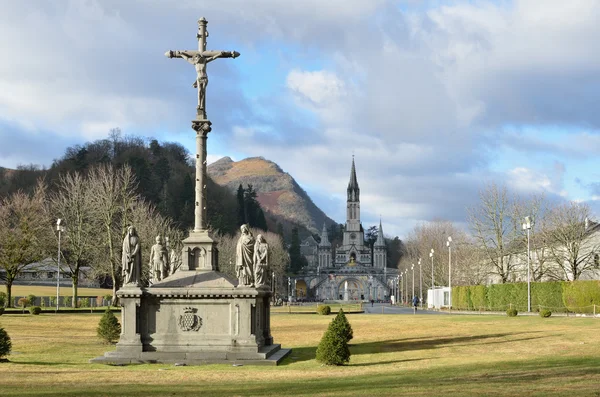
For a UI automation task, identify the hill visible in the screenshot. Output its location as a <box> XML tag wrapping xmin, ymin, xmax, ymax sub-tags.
<box><xmin>208</xmin><ymin>156</ymin><xmax>335</xmax><ymax>235</ymax></box>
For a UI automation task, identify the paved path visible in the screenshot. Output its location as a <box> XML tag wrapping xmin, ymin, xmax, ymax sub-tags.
<box><xmin>363</xmin><ymin>303</ymin><xmax>449</xmax><ymax>315</ymax></box>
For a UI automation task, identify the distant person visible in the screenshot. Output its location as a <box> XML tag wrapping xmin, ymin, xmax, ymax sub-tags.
<box><xmin>412</xmin><ymin>295</ymin><xmax>420</xmax><ymax>312</ymax></box>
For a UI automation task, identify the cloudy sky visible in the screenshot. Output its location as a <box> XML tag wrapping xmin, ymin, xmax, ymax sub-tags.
<box><xmin>1</xmin><ymin>0</ymin><xmax>599</xmax><ymax>238</ymax></box>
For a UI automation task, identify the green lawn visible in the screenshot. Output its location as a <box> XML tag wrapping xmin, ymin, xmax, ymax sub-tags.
<box><xmin>0</xmin><ymin>313</ymin><xmax>599</xmax><ymax>396</ymax></box>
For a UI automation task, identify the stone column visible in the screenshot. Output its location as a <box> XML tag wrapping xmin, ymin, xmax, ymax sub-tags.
<box><xmin>192</xmin><ymin>119</ymin><xmax>212</xmax><ymax>232</ymax></box>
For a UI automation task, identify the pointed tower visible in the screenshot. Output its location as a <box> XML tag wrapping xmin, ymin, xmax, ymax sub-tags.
<box><xmin>373</xmin><ymin>219</ymin><xmax>387</xmax><ymax>268</ymax></box>
<box><xmin>341</xmin><ymin>156</ymin><xmax>365</xmax><ymax>254</ymax></box>
<box><xmin>346</xmin><ymin>157</ymin><xmax>361</xmax><ymax>232</ymax></box>
<box><xmin>318</xmin><ymin>223</ymin><xmax>332</xmax><ymax>269</ymax></box>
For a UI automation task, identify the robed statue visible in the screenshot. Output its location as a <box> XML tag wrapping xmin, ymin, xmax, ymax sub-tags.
<box><xmin>253</xmin><ymin>234</ymin><xmax>269</xmax><ymax>287</ymax></box>
<box><xmin>235</xmin><ymin>224</ymin><xmax>254</xmax><ymax>287</ymax></box>
<box><xmin>122</xmin><ymin>226</ymin><xmax>142</xmax><ymax>286</ymax></box>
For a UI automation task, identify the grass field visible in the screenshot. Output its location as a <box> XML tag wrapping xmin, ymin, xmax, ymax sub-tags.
<box><xmin>2</xmin><ymin>285</ymin><xmax>112</xmax><ymax>297</ymax></box>
<box><xmin>0</xmin><ymin>313</ymin><xmax>599</xmax><ymax>396</ymax></box>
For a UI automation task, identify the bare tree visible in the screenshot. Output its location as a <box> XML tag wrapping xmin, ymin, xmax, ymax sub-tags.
<box><xmin>542</xmin><ymin>202</ymin><xmax>599</xmax><ymax>280</ymax></box>
<box><xmin>512</xmin><ymin>193</ymin><xmax>552</xmax><ymax>282</ymax></box>
<box><xmin>467</xmin><ymin>183</ymin><xmax>522</xmax><ymax>283</ymax></box>
<box><xmin>0</xmin><ymin>181</ymin><xmax>53</xmax><ymax>306</ymax></box>
<box><xmin>50</xmin><ymin>172</ymin><xmax>96</xmax><ymax>307</ymax></box>
<box><xmin>217</xmin><ymin>227</ymin><xmax>288</xmax><ymax>290</ymax></box>
<box><xmin>129</xmin><ymin>200</ymin><xmax>172</xmax><ymax>284</ymax></box>
<box><xmin>87</xmin><ymin>164</ymin><xmax>138</xmax><ymax>304</ymax></box>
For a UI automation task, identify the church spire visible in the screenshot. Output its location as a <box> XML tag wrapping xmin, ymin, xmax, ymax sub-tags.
<box><xmin>319</xmin><ymin>223</ymin><xmax>331</xmax><ymax>247</ymax></box>
<box><xmin>375</xmin><ymin>218</ymin><xmax>385</xmax><ymax>247</ymax></box>
<box><xmin>347</xmin><ymin>156</ymin><xmax>360</xmax><ymax>202</ymax></box>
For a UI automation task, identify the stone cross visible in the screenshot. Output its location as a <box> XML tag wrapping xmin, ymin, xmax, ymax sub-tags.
<box><xmin>165</xmin><ymin>17</ymin><xmax>239</xmax><ymax>121</ymax></box>
<box><xmin>165</xmin><ymin>17</ymin><xmax>239</xmax><ymax>232</ymax></box>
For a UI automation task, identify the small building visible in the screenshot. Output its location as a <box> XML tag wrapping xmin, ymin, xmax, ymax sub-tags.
<box><xmin>427</xmin><ymin>286</ymin><xmax>451</xmax><ymax>309</ymax></box>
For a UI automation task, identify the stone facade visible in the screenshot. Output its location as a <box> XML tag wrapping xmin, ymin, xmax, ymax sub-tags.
<box><xmin>293</xmin><ymin>158</ymin><xmax>397</xmax><ymax>301</ymax></box>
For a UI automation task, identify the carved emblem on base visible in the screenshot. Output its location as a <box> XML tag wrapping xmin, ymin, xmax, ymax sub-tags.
<box><xmin>178</xmin><ymin>307</ymin><xmax>203</xmax><ymax>331</ymax></box>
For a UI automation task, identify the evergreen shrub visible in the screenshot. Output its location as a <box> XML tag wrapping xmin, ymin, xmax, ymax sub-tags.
<box><xmin>539</xmin><ymin>309</ymin><xmax>552</xmax><ymax>318</ymax></box>
<box><xmin>81</xmin><ymin>298</ymin><xmax>90</xmax><ymax>308</ymax></box>
<box><xmin>29</xmin><ymin>306</ymin><xmax>42</xmax><ymax>315</ymax></box>
<box><xmin>27</xmin><ymin>294</ymin><xmax>37</xmax><ymax>307</ymax></box>
<box><xmin>470</xmin><ymin>285</ymin><xmax>487</xmax><ymax>310</ymax></box>
<box><xmin>332</xmin><ymin>309</ymin><xmax>353</xmax><ymax>342</ymax></box>
<box><xmin>104</xmin><ymin>294</ymin><xmax>113</xmax><ymax>307</ymax></box>
<box><xmin>0</xmin><ymin>292</ymin><xmax>6</xmax><ymax>307</ymax></box>
<box><xmin>532</xmin><ymin>282</ymin><xmax>565</xmax><ymax>312</ymax></box>
<box><xmin>49</xmin><ymin>296</ymin><xmax>57</xmax><ymax>308</ymax></box>
<box><xmin>506</xmin><ymin>308</ymin><xmax>518</xmax><ymax>317</ymax></box>
<box><xmin>562</xmin><ymin>280</ymin><xmax>600</xmax><ymax>314</ymax></box>
<box><xmin>0</xmin><ymin>327</ymin><xmax>11</xmax><ymax>359</ymax></box>
<box><xmin>64</xmin><ymin>296</ymin><xmax>72</xmax><ymax>307</ymax></box>
<box><xmin>315</xmin><ymin>316</ymin><xmax>351</xmax><ymax>365</ymax></box>
<box><xmin>317</xmin><ymin>305</ymin><xmax>331</xmax><ymax>315</ymax></box>
<box><xmin>97</xmin><ymin>309</ymin><xmax>121</xmax><ymax>344</ymax></box>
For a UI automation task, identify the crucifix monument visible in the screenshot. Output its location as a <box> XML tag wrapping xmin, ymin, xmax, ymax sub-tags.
<box><xmin>91</xmin><ymin>17</ymin><xmax>289</xmax><ymax>366</ymax></box>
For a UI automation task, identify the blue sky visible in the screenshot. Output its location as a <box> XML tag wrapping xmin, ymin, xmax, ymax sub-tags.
<box><xmin>1</xmin><ymin>0</ymin><xmax>599</xmax><ymax>237</ymax></box>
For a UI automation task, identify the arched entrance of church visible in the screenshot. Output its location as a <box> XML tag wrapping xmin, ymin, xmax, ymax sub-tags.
<box><xmin>295</xmin><ymin>280</ymin><xmax>307</xmax><ymax>299</ymax></box>
<box><xmin>337</xmin><ymin>278</ymin><xmax>364</xmax><ymax>301</ymax></box>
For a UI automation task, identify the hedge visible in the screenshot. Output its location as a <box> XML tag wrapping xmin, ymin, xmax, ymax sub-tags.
<box><xmin>452</xmin><ymin>279</ymin><xmax>600</xmax><ymax>313</ymax></box>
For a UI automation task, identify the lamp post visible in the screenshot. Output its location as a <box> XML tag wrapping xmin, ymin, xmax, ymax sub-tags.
<box><xmin>396</xmin><ymin>275</ymin><xmax>400</xmax><ymax>304</ymax></box>
<box><xmin>404</xmin><ymin>269</ymin><xmax>408</xmax><ymax>304</ymax></box>
<box><xmin>287</xmin><ymin>277</ymin><xmax>291</xmax><ymax>302</ymax></box>
<box><xmin>447</xmin><ymin>236</ymin><xmax>452</xmax><ymax>308</ymax></box>
<box><xmin>411</xmin><ymin>264</ymin><xmax>415</xmax><ymax>303</ymax></box>
<box><xmin>418</xmin><ymin>258</ymin><xmax>423</xmax><ymax>308</ymax></box>
<box><xmin>56</xmin><ymin>219</ymin><xmax>65</xmax><ymax>312</ymax></box>
<box><xmin>522</xmin><ymin>216</ymin><xmax>533</xmax><ymax>312</ymax></box>
<box><xmin>430</xmin><ymin>249</ymin><xmax>435</xmax><ymax>309</ymax></box>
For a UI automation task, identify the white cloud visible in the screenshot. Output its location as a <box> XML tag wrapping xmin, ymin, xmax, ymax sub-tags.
<box><xmin>286</xmin><ymin>69</ymin><xmax>345</xmax><ymax>106</ymax></box>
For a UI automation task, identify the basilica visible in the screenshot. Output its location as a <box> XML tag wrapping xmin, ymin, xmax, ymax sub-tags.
<box><xmin>293</xmin><ymin>158</ymin><xmax>397</xmax><ymax>301</ymax></box>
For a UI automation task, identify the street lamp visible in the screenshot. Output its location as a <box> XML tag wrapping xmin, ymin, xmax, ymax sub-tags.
<box><xmin>411</xmin><ymin>264</ymin><xmax>415</xmax><ymax>303</ymax></box>
<box><xmin>447</xmin><ymin>236</ymin><xmax>452</xmax><ymax>308</ymax></box>
<box><xmin>418</xmin><ymin>258</ymin><xmax>422</xmax><ymax>308</ymax></box>
<box><xmin>396</xmin><ymin>275</ymin><xmax>400</xmax><ymax>304</ymax></box>
<box><xmin>430</xmin><ymin>249</ymin><xmax>435</xmax><ymax>309</ymax></box>
<box><xmin>522</xmin><ymin>216</ymin><xmax>533</xmax><ymax>312</ymax></box>
<box><xmin>404</xmin><ymin>269</ymin><xmax>408</xmax><ymax>304</ymax></box>
<box><xmin>56</xmin><ymin>219</ymin><xmax>65</xmax><ymax>312</ymax></box>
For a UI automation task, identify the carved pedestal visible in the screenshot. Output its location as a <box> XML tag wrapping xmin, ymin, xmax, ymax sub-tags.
<box><xmin>91</xmin><ymin>271</ymin><xmax>290</xmax><ymax>366</ymax></box>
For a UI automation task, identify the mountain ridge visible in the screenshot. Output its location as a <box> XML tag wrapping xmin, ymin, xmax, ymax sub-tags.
<box><xmin>208</xmin><ymin>156</ymin><xmax>335</xmax><ymax>235</ymax></box>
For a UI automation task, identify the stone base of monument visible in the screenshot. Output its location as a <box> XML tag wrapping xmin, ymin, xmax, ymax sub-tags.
<box><xmin>90</xmin><ymin>270</ymin><xmax>291</xmax><ymax>366</ymax></box>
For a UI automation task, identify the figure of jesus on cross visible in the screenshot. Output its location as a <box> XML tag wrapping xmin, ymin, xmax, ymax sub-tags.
<box><xmin>165</xmin><ymin>17</ymin><xmax>239</xmax><ymax>120</ymax></box>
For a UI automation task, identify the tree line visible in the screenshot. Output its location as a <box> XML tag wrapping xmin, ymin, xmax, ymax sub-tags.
<box><xmin>398</xmin><ymin>183</ymin><xmax>600</xmax><ymax>293</ymax></box>
<box><xmin>0</xmin><ymin>131</ymin><xmax>283</xmax><ymax>306</ymax></box>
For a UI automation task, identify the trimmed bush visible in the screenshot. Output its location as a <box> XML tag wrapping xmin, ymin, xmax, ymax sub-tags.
<box><xmin>539</xmin><ymin>309</ymin><xmax>552</xmax><ymax>318</ymax></box>
<box><xmin>532</xmin><ymin>282</ymin><xmax>565</xmax><ymax>312</ymax></box>
<box><xmin>562</xmin><ymin>280</ymin><xmax>600</xmax><ymax>314</ymax></box>
<box><xmin>29</xmin><ymin>306</ymin><xmax>42</xmax><ymax>315</ymax></box>
<box><xmin>97</xmin><ymin>309</ymin><xmax>121</xmax><ymax>344</ymax></box>
<box><xmin>317</xmin><ymin>305</ymin><xmax>331</xmax><ymax>315</ymax></box>
<box><xmin>0</xmin><ymin>327</ymin><xmax>11</xmax><ymax>359</ymax></box>
<box><xmin>506</xmin><ymin>308</ymin><xmax>518</xmax><ymax>317</ymax></box>
<box><xmin>332</xmin><ymin>309</ymin><xmax>353</xmax><ymax>343</ymax></box>
<box><xmin>80</xmin><ymin>298</ymin><xmax>90</xmax><ymax>308</ymax></box>
<box><xmin>0</xmin><ymin>292</ymin><xmax>6</xmax><ymax>308</ymax></box>
<box><xmin>64</xmin><ymin>296</ymin><xmax>72</xmax><ymax>307</ymax></box>
<box><xmin>315</xmin><ymin>318</ymin><xmax>351</xmax><ymax>365</ymax></box>
<box><xmin>470</xmin><ymin>285</ymin><xmax>487</xmax><ymax>310</ymax></box>
<box><xmin>27</xmin><ymin>294</ymin><xmax>37</xmax><ymax>307</ymax></box>
<box><xmin>49</xmin><ymin>296</ymin><xmax>57</xmax><ymax>308</ymax></box>
<box><xmin>104</xmin><ymin>294</ymin><xmax>113</xmax><ymax>307</ymax></box>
